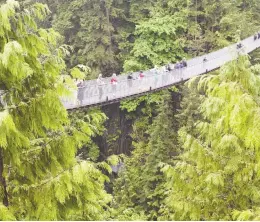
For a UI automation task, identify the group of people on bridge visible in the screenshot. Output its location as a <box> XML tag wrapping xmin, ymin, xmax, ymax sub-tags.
<box><xmin>94</xmin><ymin>58</ymin><xmax>189</xmax><ymax>90</ymax></box>
<box><xmin>254</xmin><ymin>32</ymin><xmax>260</xmax><ymax>41</ymax></box>
<box><xmin>74</xmin><ymin>33</ymin><xmax>259</xmax><ymax>99</ymax></box>
<box><xmin>60</xmin><ymin>32</ymin><xmax>260</xmax><ymax>108</ymax></box>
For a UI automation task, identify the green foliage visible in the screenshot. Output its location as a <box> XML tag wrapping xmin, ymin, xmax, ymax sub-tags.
<box><xmin>0</xmin><ymin>203</ymin><xmax>16</xmax><ymax>220</ymax></box>
<box><xmin>162</xmin><ymin>56</ymin><xmax>260</xmax><ymax>220</ymax></box>
<box><xmin>0</xmin><ymin>1</ymin><xmax>110</xmax><ymax>220</ymax></box>
<box><xmin>70</xmin><ymin>64</ymin><xmax>91</xmax><ymax>80</ymax></box>
<box><xmin>50</xmin><ymin>0</ymin><xmax>124</xmax><ymax>77</ymax></box>
<box><xmin>23</xmin><ymin>0</ymin><xmax>260</xmax><ymax>74</ymax></box>
<box><xmin>69</xmin><ymin>108</ymin><xmax>107</xmax><ymax>161</ymax></box>
<box><xmin>176</xmin><ymin>79</ymin><xmax>204</xmax><ymax>135</ymax></box>
<box><xmin>185</xmin><ymin>0</ymin><xmax>260</xmax><ymax>55</ymax></box>
<box><xmin>2</xmin><ymin>0</ymin><xmax>260</xmax><ymax>220</ymax></box>
<box><xmin>14</xmin><ymin>161</ymin><xmax>111</xmax><ymax>220</ymax></box>
<box><xmin>112</xmin><ymin>92</ymin><xmax>178</xmax><ymax>220</ymax></box>
<box><xmin>123</xmin><ymin>1</ymin><xmax>188</xmax><ymax>72</ymax></box>
<box><xmin>120</xmin><ymin>91</ymin><xmax>165</xmax><ymax>113</ymax></box>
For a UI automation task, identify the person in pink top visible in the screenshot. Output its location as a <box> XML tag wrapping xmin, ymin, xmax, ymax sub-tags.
<box><xmin>139</xmin><ymin>71</ymin><xmax>144</xmax><ymax>79</ymax></box>
<box><xmin>138</xmin><ymin>71</ymin><xmax>145</xmax><ymax>91</ymax></box>
<box><xmin>111</xmin><ymin>73</ymin><xmax>118</xmax><ymax>84</ymax></box>
<box><xmin>111</xmin><ymin>73</ymin><xmax>117</xmax><ymax>97</ymax></box>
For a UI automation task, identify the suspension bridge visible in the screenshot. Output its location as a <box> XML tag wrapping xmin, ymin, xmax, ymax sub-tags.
<box><xmin>62</xmin><ymin>34</ymin><xmax>260</xmax><ymax>110</ymax></box>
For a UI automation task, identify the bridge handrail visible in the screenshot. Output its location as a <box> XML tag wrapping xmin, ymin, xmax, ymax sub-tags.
<box><xmin>67</xmin><ymin>37</ymin><xmax>244</xmax><ymax>91</ymax></box>
<box><xmin>78</xmin><ymin>35</ymin><xmax>253</xmax><ymax>88</ymax></box>
<box><xmin>61</xmin><ymin>33</ymin><xmax>259</xmax><ymax>109</ymax></box>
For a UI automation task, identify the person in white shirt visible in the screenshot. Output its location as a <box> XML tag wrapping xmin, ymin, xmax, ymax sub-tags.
<box><xmin>151</xmin><ymin>65</ymin><xmax>159</xmax><ymax>87</ymax></box>
<box><xmin>97</xmin><ymin>74</ymin><xmax>104</xmax><ymax>100</ymax></box>
<box><xmin>97</xmin><ymin>74</ymin><xmax>104</xmax><ymax>85</ymax></box>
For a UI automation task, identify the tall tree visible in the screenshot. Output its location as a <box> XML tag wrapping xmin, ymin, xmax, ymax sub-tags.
<box><xmin>0</xmin><ymin>1</ymin><xmax>111</xmax><ymax>220</ymax></box>
<box><xmin>162</xmin><ymin>56</ymin><xmax>260</xmax><ymax>220</ymax></box>
<box><xmin>122</xmin><ymin>0</ymin><xmax>189</xmax><ymax>72</ymax></box>
<box><xmin>112</xmin><ymin>92</ymin><xmax>179</xmax><ymax>220</ymax></box>
<box><xmin>51</xmin><ymin>0</ymin><xmax>125</xmax><ymax>77</ymax></box>
<box><xmin>186</xmin><ymin>0</ymin><xmax>260</xmax><ymax>55</ymax></box>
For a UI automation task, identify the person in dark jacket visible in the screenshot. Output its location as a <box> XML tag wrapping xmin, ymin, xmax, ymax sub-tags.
<box><xmin>77</xmin><ymin>80</ymin><xmax>83</xmax><ymax>87</ymax></box>
<box><xmin>164</xmin><ymin>64</ymin><xmax>172</xmax><ymax>72</ymax></box>
<box><xmin>181</xmin><ymin>58</ymin><xmax>187</xmax><ymax>67</ymax></box>
<box><xmin>203</xmin><ymin>57</ymin><xmax>207</xmax><ymax>62</ymax></box>
<box><xmin>174</xmin><ymin>62</ymin><xmax>180</xmax><ymax>69</ymax></box>
<box><xmin>258</xmin><ymin>32</ymin><xmax>260</xmax><ymax>39</ymax></box>
<box><xmin>237</xmin><ymin>43</ymin><xmax>242</xmax><ymax>49</ymax></box>
<box><xmin>127</xmin><ymin>73</ymin><xmax>134</xmax><ymax>88</ymax></box>
<box><xmin>254</xmin><ymin>34</ymin><xmax>258</xmax><ymax>41</ymax></box>
<box><xmin>127</xmin><ymin>73</ymin><xmax>134</xmax><ymax>80</ymax></box>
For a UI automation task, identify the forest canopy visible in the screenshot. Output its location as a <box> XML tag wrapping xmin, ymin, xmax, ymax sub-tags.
<box><xmin>0</xmin><ymin>0</ymin><xmax>260</xmax><ymax>220</ymax></box>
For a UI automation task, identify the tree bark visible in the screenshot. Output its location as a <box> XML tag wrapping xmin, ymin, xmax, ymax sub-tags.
<box><xmin>0</xmin><ymin>150</ymin><xmax>8</xmax><ymax>207</ymax></box>
<box><xmin>105</xmin><ymin>3</ymin><xmax>113</xmax><ymax>54</ymax></box>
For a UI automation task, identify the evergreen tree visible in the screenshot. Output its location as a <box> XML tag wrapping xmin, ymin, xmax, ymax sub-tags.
<box><xmin>123</xmin><ymin>0</ymin><xmax>188</xmax><ymax>71</ymax></box>
<box><xmin>0</xmin><ymin>1</ymin><xmax>111</xmax><ymax>220</ymax></box>
<box><xmin>8</xmin><ymin>0</ymin><xmax>260</xmax><ymax>220</ymax></box>
<box><xmin>176</xmin><ymin>81</ymin><xmax>204</xmax><ymax>136</ymax></box>
<box><xmin>51</xmin><ymin>0</ymin><xmax>124</xmax><ymax>77</ymax></box>
<box><xmin>162</xmin><ymin>56</ymin><xmax>260</xmax><ymax>220</ymax></box>
<box><xmin>112</xmin><ymin>92</ymin><xmax>178</xmax><ymax>220</ymax></box>
<box><xmin>186</xmin><ymin>0</ymin><xmax>260</xmax><ymax>55</ymax></box>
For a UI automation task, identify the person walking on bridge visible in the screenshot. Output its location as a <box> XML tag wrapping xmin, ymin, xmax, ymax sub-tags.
<box><xmin>163</xmin><ymin>64</ymin><xmax>172</xmax><ymax>84</ymax></box>
<box><xmin>139</xmin><ymin>71</ymin><xmax>145</xmax><ymax>79</ymax></box>
<box><xmin>254</xmin><ymin>33</ymin><xmax>258</xmax><ymax>41</ymax></box>
<box><xmin>164</xmin><ymin>64</ymin><xmax>172</xmax><ymax>72</ymax></box>
<box><xmin>76</xmin><ymin>79</ymin><xmax>83</xmax><ymax>87</ymax></box>
<box><xmin>111</xmin><ymin>73</ymin><xmax>118</xmax><ymax>84</ymax></box>
<box><xmin>111</xmin><ymin>73</ymin><xmax>118</xmax><ymax>97</ymax></box>
<box><xmin>174</xmin><ymin>61</ymin><xmax>181</xmax><ymax>69</ymax></box>
<box><xmin>97</xmin><ymin>73</ymin><xmax>104</xmax><ymax>84</ymax></box>
<box><xmin>237</xmin><ymin>43</ymin><xmax>243</xmax><ymax>49</ymax></box>
<box><xmin>76</xmin><ymin>79</ymin><xmax>84</xmax><ymax>105</ymax></box>
<box><xmin>97</xmin><ymin>74</ymin><xmax>104</xmax><ymax>100</ymax></box>
<box><xmin>152</xmin><ymin>65</ymin><xmax>159</xmax><ymax>88</ymax></box>
<box><xmin>151</xmin><ymin>65</ymin><xmax>159</xmax><ymax>74</ymax></box>
<box><xmin>138</xmin><ymin>71</ymin><xmax>145</xmax><ymax>91</ymax></box>
<box><xmin>127</xmin><ymin>73</ymin><xmax>134</xmax><ymax>91</ymax></box>
<box><xmin>127</xmin><ymin>73</ymin><xmax>134</xmax><ymax>80</ymax></box>
<box><xmin>202</xmin><ymin>57</ymin><xmax>208</xmax><ymax>70</ymax></box>
<box><xmin>181</xmin><ymin>58</ymin><xmax>187</xmax><ymax>67</ymax></box>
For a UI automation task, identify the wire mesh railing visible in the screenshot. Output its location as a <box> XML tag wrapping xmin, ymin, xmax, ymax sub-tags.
<box><xmin>60</xmin><ymin>34</ymin><xmax>260</xmax><ymax>109</ymax></box>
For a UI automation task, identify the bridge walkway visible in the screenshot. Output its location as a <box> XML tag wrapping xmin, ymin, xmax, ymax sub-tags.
<box><xmin>61</xmin><ymin>34</ymin><xmax>260</xmax><ymax>109</ymax></box>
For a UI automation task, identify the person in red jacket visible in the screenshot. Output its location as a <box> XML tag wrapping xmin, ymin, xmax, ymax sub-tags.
<box><xmin>111</xmin><ymin>73</ymin><xmax>118</xmax><ymax>84</ymax></box>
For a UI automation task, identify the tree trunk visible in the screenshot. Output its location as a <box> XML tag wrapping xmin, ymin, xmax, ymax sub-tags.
<box><xmin>105</xmin><ymin>5</ymin><xmax>113</xmax><ymax>54</ymax></box>
<box><xmin>0</xmin><ymin>150</ymin><xmax>8</xmax><ymax>207</ymax></box>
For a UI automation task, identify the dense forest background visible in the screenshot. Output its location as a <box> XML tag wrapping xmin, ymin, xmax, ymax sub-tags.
<box><xmin>1</xmin><ymin>0</ymin><xmax>260</xmax><ymax>220</ymax></box>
